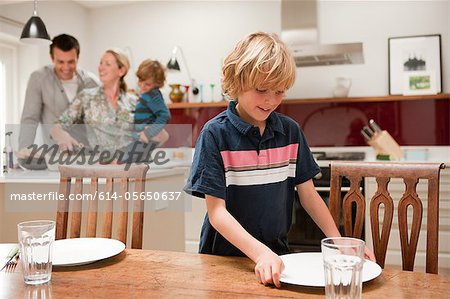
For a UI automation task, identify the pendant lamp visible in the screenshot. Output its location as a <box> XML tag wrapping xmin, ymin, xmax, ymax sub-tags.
<box><xmin>20</xmin><ymin>0</ymin><xmax>51</xmax><ymax>43</ymax></box>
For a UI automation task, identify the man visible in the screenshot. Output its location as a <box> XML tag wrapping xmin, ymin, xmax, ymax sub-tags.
<box><xmin>18</xmin><ymin>34</ymin><xmax>99</xmax><ymax>150</ymax></box>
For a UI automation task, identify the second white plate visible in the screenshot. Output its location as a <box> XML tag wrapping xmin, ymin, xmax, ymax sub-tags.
<box><xmin>53</xmin><ymin>238</ymin><xmax>125</xmax><ymax>266</ymax></box>
<box><xmin>280</xmin><ymin>252</ymin><xmax>382</xmax><ymax>287</ymax></box>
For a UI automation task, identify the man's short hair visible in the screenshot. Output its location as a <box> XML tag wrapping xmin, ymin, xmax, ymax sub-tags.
<box><xmin>50</xmin><ymin>34</ymin><xmax>80</xmax><ymax>58</ymax></box>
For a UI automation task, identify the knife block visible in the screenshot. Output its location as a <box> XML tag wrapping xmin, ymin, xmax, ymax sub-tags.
<box><xmin>367</xmin><ymin>130</ymin><xmax>403</xmax><ymax>160</ymax></box>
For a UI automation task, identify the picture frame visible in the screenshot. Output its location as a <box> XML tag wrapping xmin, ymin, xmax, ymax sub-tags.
<box><xmin>388</xmin><ymin>34</ymin><xmax>442</xmax><ymax>95</ymax></box>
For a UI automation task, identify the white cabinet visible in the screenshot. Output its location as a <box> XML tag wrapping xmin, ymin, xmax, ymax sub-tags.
<box><xmin>184</xmin><ymin>196</ymin><xmax>206</xmax><ymax>253</ymax></box>
<box><xmin>364</xmin><ymin>168</ymin><xmax>450</xmax><ymax>272</ymax></box>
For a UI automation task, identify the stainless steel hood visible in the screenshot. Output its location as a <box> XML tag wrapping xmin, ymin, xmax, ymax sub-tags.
<box><xmin>281</xmin><ymin>0</ymin><xmax>364</xmax><ymax>67</ymax></box>
<box><xmin>288</xmin><ymin>41</ymin><xmax>364</xmax><ymax>67</ymax></box>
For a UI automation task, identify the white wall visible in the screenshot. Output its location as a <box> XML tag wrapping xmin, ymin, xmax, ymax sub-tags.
<box><xmin>85</xmin><ymin>0</ymin><xmax>280</xmax><ymax>101</ymax></box>
<box><xmin>82</xmin><ymin>0</ymin><xmax>450</xmax><ymax>99</ymax></box>
<box><xmin>0</xmin><ymin>0</ymin><xmax>449</xmax><ymax>106</ymax></box>
<box><xmin>0</xmin><ymin>0</ymin><xmax>91</xmax><ymax>118</ymax></box>
<box><xmin>0</xmin><ymin>1</ymin><xmax>91</xmax><ymax>68</ymax></box>
<box><xmin>291</xmin><ymin>0</ymin><xmax>450</xmax><ymax>98</ymax></box>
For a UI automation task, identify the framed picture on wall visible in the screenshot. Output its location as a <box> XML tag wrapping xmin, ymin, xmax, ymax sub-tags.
<box><xmin>388</xmin><ymin>34</ymin><xmax>442</xmax><ymax>95</ymax></box>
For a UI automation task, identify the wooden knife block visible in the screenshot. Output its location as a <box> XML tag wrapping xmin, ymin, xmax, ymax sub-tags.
<box><xmin>367</xmin><ymin>130</ymin><xmax>404</xmax><ymax>160</ymax></box>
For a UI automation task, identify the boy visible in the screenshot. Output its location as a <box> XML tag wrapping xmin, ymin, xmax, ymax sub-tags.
<box><xmin>133</xmin><ymin>59</ymin><xmax>170</xmax><ymax>145</ymax></box>
<box><xmin>119</xmin><ymin>59</ymin><xmax>170</xmax><ymax>164</ymax></box>
<box><xmin>184</xmin><ymin>32</ymin><xmax>375</xmax><ymax>288</ymax></box>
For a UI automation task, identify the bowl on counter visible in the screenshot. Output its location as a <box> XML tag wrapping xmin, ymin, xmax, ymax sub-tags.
<box><xmin>17</xmin><ymin>157</ymin><xmax>47</xmax><ymax>170</ymax></box>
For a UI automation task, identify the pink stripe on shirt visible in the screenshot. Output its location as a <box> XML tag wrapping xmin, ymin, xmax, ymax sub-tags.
<box><xmin>221</xmin><ymin>144</ymin><xmax>298</xmax><ymax>168</ymax></box>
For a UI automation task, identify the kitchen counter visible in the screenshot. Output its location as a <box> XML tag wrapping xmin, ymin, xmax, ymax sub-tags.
<box><xmin>0</xmin><ymin>147</ymin><xmax>193</xmax><ymax>183</ymax></box>
<box><xmin>0</xmin><ymin>166</ymin><xmax>187</xmax><ymax>184</ymax></box>
<box><xmin>310</xmin><ymin>146</ymin><xmax>449</xmax><ymax>167</ymax></box>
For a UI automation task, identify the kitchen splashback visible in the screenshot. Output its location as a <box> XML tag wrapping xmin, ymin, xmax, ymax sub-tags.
<box><xmin>166</xmin><ymin>98</ymin><xmax>449</xmax><ymax>148</ymax></box>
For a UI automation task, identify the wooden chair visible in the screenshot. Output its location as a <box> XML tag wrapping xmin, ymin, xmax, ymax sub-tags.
<box><xmin>56</xmin><ymin>164</ymin><xmax>149</xmax><ymax>249</ymax></box>
<box><xmin>329</xmin><ymin>161</ymin><xmax>445</xmax><ymax>274</ymax></box>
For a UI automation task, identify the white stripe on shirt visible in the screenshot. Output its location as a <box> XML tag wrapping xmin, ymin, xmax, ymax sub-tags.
<box><xmin>224</xmin><ymin>164</ymin><xmax>296</xmax><ymax>186</ymax></box>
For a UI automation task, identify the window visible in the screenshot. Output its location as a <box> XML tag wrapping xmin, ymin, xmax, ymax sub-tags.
<box><xmin>0</xmin><ymin>58</ymin><xmax>5</xmax><ymax>171</ymax></box>
<box><xmin>0</xmin><ymin>41</ymin><xmax>19</xmax><ymax>172</ymax></box>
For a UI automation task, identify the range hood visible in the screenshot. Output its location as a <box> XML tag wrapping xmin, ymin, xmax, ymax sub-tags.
<box><xmin>281</xmin><ymin>0</ymin><xmax>364</xmax><ymax>67</ymax></box>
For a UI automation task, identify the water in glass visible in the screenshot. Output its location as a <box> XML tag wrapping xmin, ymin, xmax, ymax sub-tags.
<box><xmin>322</xmin><ymin>237</ymin><xmax>365</xmax><ymax>299</ymax></box>
<box><xmin>17</xmin><ymin>220</ymin><xmax>55</xmax><ymax>285</ymax></box>
<box><xmin>324</xmin><ymin>255</ymin><xmax>363</xmax><ymax>299</ymax></box>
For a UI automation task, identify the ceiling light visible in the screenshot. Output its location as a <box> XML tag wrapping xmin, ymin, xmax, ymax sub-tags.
<box><xmin>20</xmin><ymin>0</ymin><xmax>51</xmax><ymax>43</ymax></box>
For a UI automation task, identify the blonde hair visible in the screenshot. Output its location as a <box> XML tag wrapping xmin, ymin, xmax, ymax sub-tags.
<box><xmin>105</xmin><ymin>48</ymin><xmax>130</xmax><ymax>92</ymax></box>
<box><xmin>136</xmin><ymin>59</ymin><xmax>166</xmax><ymax>88</ymax></box>
<box><xmin>221</xmin><ymin>32</ymin><xmax>296</xmax><ymax>100</ymax></box>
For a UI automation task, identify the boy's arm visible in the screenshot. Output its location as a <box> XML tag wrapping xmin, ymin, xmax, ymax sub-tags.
<box><xmin>296</xmin><ymin>179</ymin><xmax>341</xmax><ymax>238</ymax></box>
<box><xmin>205</xmin><ymin>195</ymin><xmax>284</xmax><ymax>287</ymax></box>
<box><xmin>296</xmin><ymin>179</ymin><xmax>376</xmax><ymax>261</ymax></box>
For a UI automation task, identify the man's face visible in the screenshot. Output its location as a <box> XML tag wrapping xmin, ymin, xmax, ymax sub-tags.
<box><xmin>51</xmin><ymin>48</ymin><xmax>78</xmax><ymax>80</ymax></box>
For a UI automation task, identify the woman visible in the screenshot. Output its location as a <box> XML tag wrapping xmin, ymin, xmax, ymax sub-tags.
<box><xmin>51</xmin><ymin>48</ymin><xmax>137</xmax><ymax>157</ymax></box>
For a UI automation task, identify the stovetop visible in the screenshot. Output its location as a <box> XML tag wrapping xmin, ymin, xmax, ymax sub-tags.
<box><xmin>312</xmin><ymin>151</ymin><xmax>366</xmax><ymax>161</ymax></box>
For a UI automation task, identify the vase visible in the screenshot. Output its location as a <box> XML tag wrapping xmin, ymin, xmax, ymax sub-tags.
<box><xmin>169</xmin><ymin>84</ymin><xmax>184</xmax><ymax>103</ymax></box>
<box><xmin>333</xmin><ymin>77</ymin><xmax>352</xmax><ymax>98</ymax></box>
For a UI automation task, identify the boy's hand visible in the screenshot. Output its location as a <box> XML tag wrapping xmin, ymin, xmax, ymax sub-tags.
<box><xmin>138</xmin><ymin>129</ymin><xmax>169</xmax><ymax>146</ymax></box>
<box><xmin>364</xmin><ymin>246</ymin><xmax>376</xmax><ymax>262</ymax></box>
<box><xmin>254</xmin><ymin>250</ymin><xmax>285</xmax><ymax>288</ymax></box>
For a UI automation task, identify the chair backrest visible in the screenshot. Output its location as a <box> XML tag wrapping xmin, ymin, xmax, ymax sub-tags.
<box><xmin>329</xmin><ymin>161</ymin><xmax>445</xmax><ymax>274</ymax></box>
<box><xmin>56</xmin><ymin>164</ymin><xmax>149</xmax><ymax>249</ymax></box>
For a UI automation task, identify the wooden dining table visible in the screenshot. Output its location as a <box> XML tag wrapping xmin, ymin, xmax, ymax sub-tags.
<box><xmin>1</xmin><ymin>249</ymin><xmax>449</xmax><ymax>298</ymax></box>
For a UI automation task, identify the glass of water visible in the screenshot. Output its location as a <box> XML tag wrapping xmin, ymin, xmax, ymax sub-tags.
<box><xmin>17</xmin><ymin>220</ymin><xmax>55</xmax><ymax>285</ymax></box>
<box><xmin>321</xmin><ymin>237</ymin><xmax>365</xmax><ymax>299</ymax></box>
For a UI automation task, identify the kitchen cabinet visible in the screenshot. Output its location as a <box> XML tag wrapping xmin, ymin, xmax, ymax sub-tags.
<box><xmin>184</xmin><ymin>195</ymin><xmax>206</xmax><ymax>253</ymax></box>
<box><xmin>168</xmin><ymin>94</ymin><xmax>450</xmax><ymax>148</ymax></box>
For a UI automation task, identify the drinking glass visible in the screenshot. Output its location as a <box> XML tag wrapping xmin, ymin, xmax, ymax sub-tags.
<box><xmin>17</xmin><ymin>220</ymin><xmax>55</xmax><ymax>285</ymax></box>
<box><xmin>321</xmin><ymin>237</ymin><xmax>365</xmax><ymax>299</ymax></box>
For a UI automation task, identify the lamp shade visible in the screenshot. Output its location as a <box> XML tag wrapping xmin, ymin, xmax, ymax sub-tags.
<box><xmin>167</xmin><ymin>58</ymin><xmax>180</xmax><ymax>71</ymax></box>
<box><xmin>166</xmin><ymin>46</ymin><xmax>199</xmax><ymax>95</ymax></box>
<box><xmin>20</xmin><ymin>15</ymin><xmax>51</xmax><ymax>41</ymax></box>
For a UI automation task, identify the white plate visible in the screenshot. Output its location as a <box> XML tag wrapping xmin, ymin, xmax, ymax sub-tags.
<box><xmin>53</xmin><ymin>238</ymin><xmax>125</xmax><ymax>266</ymax></box>
<box><xmin>280</xmin><ymin>252</ymin><xmax>382</xmax><ymax>287</ymax></box>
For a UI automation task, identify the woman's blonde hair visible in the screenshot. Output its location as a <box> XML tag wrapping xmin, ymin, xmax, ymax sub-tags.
<box><xmin>105</xmin><ymin>48</ymin><xmax>130</xmax><ymax>92</ymax></box>
<box><xmin>221</xmin><ymin>32</ymin><xmax>296</xmax><ymax>100</ymax></box>
<box><xmin>136</xmin><ymin>59</ymin><xmax>166</xmax><ymax>88</ymax></box>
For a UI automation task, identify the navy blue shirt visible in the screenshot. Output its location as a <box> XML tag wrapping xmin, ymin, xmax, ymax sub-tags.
<box><xmin>184</xmin><ymin>101</ymin><xmax>320</xmax><ymax>256</ymax></box>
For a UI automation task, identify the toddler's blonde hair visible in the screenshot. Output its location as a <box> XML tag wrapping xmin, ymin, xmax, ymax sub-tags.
<box><xmin>222</xmin><ymin>32</ymin><xmax>296</xmax><ymax>100</ymax></box>
<box><xmin>136</xmin><ymin>59</ymin><xmax>166</xmax><ymax>89</ymax></box>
